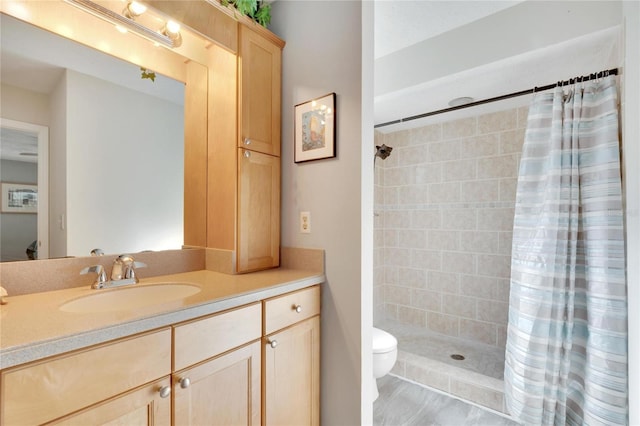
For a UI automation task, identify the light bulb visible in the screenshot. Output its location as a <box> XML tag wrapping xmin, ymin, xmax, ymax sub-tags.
<box><xmin>165</xmin><ymin>20</ymin><xmax>180</xmax><ymax>34</ymax></box>
<box><xmin>123</xmin><ymin>1</ymin><xmax>147</xmax><ymax>19</ymax></box>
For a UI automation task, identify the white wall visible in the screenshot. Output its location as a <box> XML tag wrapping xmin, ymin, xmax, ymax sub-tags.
<box><xmin>269</xmin><ymin>2</ymin><xmax>370</xmax><ymax>424</ymax></box>
<box><xmin>0</xmin><ymin>83</ymin><xmax>49</xmax><ymax>125</ymax></box>
<box><xmin>65</xmin><ymin>70</ymin><xmax>184</xmax><ymax>256</ymax></box>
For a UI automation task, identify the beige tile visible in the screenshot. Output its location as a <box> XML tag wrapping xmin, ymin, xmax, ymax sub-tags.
<box><xmin>426</xmin><ymin>230</ymin><xmax>459</xmax><ymax>251</ymax></box>
<box><xmin>428</xmin><ymin>182</ymin><xmax>461</xmax><ymax>203</ymax></box>
<box><xmin>499</xmin><ymin>178</ymin><xmax>518</xmax><ymax>202</ymax></box>
<box><xmin>426</xmin><ymin>271</ymin><xmax>460</xmax><ymax>294</ymax></box>
<box><xmin>495</xmin><ymin>279</ymin><xmax>511</xmax><ymax>303</ymax></box>
<box><xmin>390</xmin><ymin>358</ymin><xmax>406</xmax><ymax>376</ymax></box>
<box><xmin>382</xmin><ymin>189</ymin><xmax>397</xmax><ymax>209</ymax></box>
<box><xmin>500</xmin><ymin>128</ymin><xmax>526</xmax><ymax>154</ymax></box>
<box><xmin>460</xmin><ymin>275</ymin><xmax>497</xmax><ymax>299</ymax></box>
<box><xmin>429</xmin><ymin>140</ymin><xmax>460</xmax><ymax>162</ymax></box>
<box><xmin>384</xmin><ymin>247</ymin><xmax>412</xmax><ymax>267</ymax></box>
<box><xmin>398</xmin><ymin>268</ymin><xmax>427</xmax><ymax>288</ymax></box>
<box><xmin>459</xmin><ymin>231</ymin><xmax>498</xmax><ymax>254</ymax></box>
<box><xmin>411</xmin><ymin>210</ymin><xmax>441</xmax><ymax>229</ymax></box>
<box><xmin>398</xmin><ymin>229</ymin><xmax>427</xmax><ymax>249</ymax></box>
<box><xmin>427</xmin><ymin>312</ymin><xmax>459</xmax><ymax>336</ymax></box>
<box><xmin>398</xmin><ymin>145</ymin><xmax>429</xmax><ymax>165</ymax></box>
<box><xmin>405</xmin><ymin>362</ymin><xmax>450</xmax><ymax>392</ymax></box>
<box><xmin>477</xmin><ymin>154</ymin><xmax>519</xmax><ymax>179</ymax></box>
<box><xmin>441</xmin><ymin>208</ymin><xmax>476</xmax><ymax>230</ymax></box>
<box><xmin>411</xmin><ymin>288</ymin><xmax>442</xmax><ymax>312</ymax></box>
<box><xmin>384</xmin><ymin>303</ymin><xmax>399</xmax><ymax>321</ymax></box>
<box><xmin>497</xmin><ymin>325</ymin><xmax>508</xmax><ymax>349</ymax></box>
<box><xmin>414</xmin><ymin>163</ymin><xmax>442</xmax><ymax>184</ymax></box>
<box><xmin>385</xmin><ymin>266</ymin><xmax>398</xmax><ymax>285</ymax></box>
<box><xmin>398</xmin><ymin>305</ymin><xmax>427</xmax><ymax>327</ymax></box>
<box><xmin>384</xmin><ymin>229</ymin><xmax>398</xmax><ymax>248</ymax></box>
<box><xmin>442</xmin><ymin>294</ymin><xmax>476</xmax><ymax>319</ymax></box>
<box><xmin>460</xmin><ymin>179</ymin><xmax>500</xmax><ymax>202</ymax></box>
<box><xmin>442</xmin><ymin>251</ymin><xmax>476</xmax><ymax>275</ymax></box>
<box><xmin>373</xmin><ymin>267</ymin><xmax>385</xmax><ymax>287</ymax></box>
<box><xmin>410</xmin><ymin>122</ymin><xmax>442</xmax><ymax>144</ymax></box>
<box><xmin>498</xmin><ymin>231</ymin><xmax>513</xmax><ymax>255</ymax></box>
<box><xmin>384</xmin><ymin>167</ymin><xmax>412</xmax><ymax>186</ymax></box>
<box><xmin>374</xmin><ymin>186</ymin><xmax>384</xmax><ymax>205</ymax></box>
<box><xmin>441</xmin><ymin>159</ymin><xmax>476</xmax><ymax>182</ymax></box>
<box><xmin>374</xmin><ymin>247</ymin><xmax>384</xmax><ymax>267</ymax></box>
<box><xmin>443</xmin><ymin>116</ymin><xmax>477</xmax><ymax>139</ymax></box>
<box><xmin>385</xmin><ymin>129</ymin><xmax>412</xmax><ymax>148</ymax></box>
<box><xmin>398</xmin><ymin>185</ymin><xmax>429</xmax><ymax>205</ymax></box>
<box><xmin>374</xmin><ymin>229</ymin><xmax>384</xmax><ymax>247</ymax></box>
<box><xmin>384</xmin><ymin>210</ymin><xmax>411</xmax><ymax>229</ymax></box>
<box><xmin>409</xmin><ymin>249</ymin><xmax>442</xmax><ymax>270</ymax></box>
<box><xmin>477</xmin><ymin>208</ymin><xmax>515</xmax><ymax>231</ymax></box>
<box><xmin>478</xmin><ymin>109</ymin><xmax>517</xmax><ymax>134</ymax></box>
<box><xmin>517</xmin><ymin>106</ymin><xmax>530</xmax><ymax>128</ymax></box>
<box><xmin>476</xmin><ymin>300</ymin><xmax>509</xmax><ymax>324</ymax></box>
<box><xmin>460</xmin><ymin>134</ymin><xmax>499</xmax><ymax>159</ymax></box>
<box><xmin>449</xmin><ymin>379</ymin><xmax>504</xmax><ymax>412</ymax></box>
<box><xmin>477</xmin><ymin>254</ymin><xmax>511</xmax><ymax>279</ymax></box>
<box><xmin>385</xmin><ymin>284</ymin><xmax>411</xmax><ymax>305</ymax></box>
<box><xmin>459</xmin><ymin>318</ymin><xmax>497</xmax><ymax>346</ymax></box>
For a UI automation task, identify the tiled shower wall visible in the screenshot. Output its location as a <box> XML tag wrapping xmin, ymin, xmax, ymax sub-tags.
<box><xmin>373</xmin><ymin>106</ymin><xmax>528</xmax><ymax>348</ymax></box>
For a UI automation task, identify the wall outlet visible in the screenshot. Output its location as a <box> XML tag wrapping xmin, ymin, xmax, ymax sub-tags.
<box><xmin>300</xmin><ymin>211</ymin><xmax>311</xmax><ymax>233</ymax></box>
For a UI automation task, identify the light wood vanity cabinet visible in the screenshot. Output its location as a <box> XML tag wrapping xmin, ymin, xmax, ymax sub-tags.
<box><xmin>0</xmin><ymin>287</ymin><xmax>319</xmax><ymax>426</ymax></box>
<box><xmin>238</xmin><ymin>25</ymin><xmax>283</xmax><ymax>157</ymax></box>
<box><xmin>263</xmin><ymin>286</ymin><xmax>321</xmax><ymax>426</ymax></box>
<box><xmin>238</xmin><ymin>149</ymin><xmax>281</xmax><ymax>272</ymax></box>
<box><xmin>0</xmin><ymin>329</ymin><xmax>172</xmax><ymax>425</ymax></box>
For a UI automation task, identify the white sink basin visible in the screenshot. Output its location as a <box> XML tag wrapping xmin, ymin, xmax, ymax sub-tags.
<box><xmin>60</xmin><ymin>283</ymin><xmax>201</xmax><ymax>313</ymax></box>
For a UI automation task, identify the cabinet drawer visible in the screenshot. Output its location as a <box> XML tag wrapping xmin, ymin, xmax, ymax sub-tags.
<box><xmin>174</xmin><ymin>303</ymin><xmax>262</xmax><ymax>371</ymax></box>
<box><xmin>1</xmin><ymin>329</ymin><xmax>171</xmax><ymax>426</ymax></box>
<box><xmin>264</xmin><ymin>286</ymin><xmax>320</xmax><ymax>335</ymax></box>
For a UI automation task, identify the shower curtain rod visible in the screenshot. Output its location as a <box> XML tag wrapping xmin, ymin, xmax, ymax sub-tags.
<box><xmin>374</xmin><ymin>67</ymin><xmax>619</xmax><ymax>129</ymax></box>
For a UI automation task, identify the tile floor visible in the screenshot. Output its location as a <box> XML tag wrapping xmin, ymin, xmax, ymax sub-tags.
<box><xmin>373</xmin><ymin>375</ymin><xmax>521</xmax><ymax>426</ymax></box>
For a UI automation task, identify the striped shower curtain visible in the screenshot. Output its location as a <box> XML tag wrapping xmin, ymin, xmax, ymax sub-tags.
<box><xmin>504</xmin><ymin>75</ymin><xmax>628</xmax><ymax>425</ymax></box>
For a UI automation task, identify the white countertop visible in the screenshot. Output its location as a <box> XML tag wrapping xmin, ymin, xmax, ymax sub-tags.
<box><xmin>0</xmin><ymin>268</ymin><xmax>324</xmax><ymax>369</ymax></box>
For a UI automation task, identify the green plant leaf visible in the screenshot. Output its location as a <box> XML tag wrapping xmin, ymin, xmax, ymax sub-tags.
<box><xmin>234</xmin><ymin>0</ymin><xmax>257</xmax><ymax>16</ymax></box>
<box><xmin>140</xmin><ymin>67</ymin><xmax>156</xmax><ymax>82</ymax></box>
<box><xmin>255</xmin><ymin>3</ymin><xmax>271</xmax><ymax>27</ymax></box>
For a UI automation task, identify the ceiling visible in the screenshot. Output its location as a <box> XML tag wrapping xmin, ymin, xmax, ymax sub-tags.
<box><xmin>373</xmin><ymin>0</ymin><xmax>622</xmax><ymax>132</ymax></box>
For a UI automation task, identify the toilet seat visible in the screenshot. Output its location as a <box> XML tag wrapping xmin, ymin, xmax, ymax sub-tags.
<box><xmin>373</xmin><ymin>327</ymin><xmax>397</xmax><ymax>353</ymax></box>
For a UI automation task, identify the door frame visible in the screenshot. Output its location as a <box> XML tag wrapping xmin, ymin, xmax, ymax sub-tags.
<box><xmin>0</xmin><ymin>117</ymin><xmax>49</xmax><ymax>259</ymax></box>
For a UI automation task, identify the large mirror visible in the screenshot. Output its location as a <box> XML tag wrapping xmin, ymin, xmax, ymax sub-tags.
<box><xmin>0</xmin><ymin>12</ymin><xmax>186</xmax><ymax>261</ymax></box>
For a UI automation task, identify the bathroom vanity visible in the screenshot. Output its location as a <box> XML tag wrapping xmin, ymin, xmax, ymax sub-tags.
<box><xmin>0</xmin><ymin>268</ymin><xmax>322</xmax><ymax>425</ymax></box>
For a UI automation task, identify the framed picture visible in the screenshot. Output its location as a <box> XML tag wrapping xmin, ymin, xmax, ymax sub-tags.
<box><xmin>294</xmin><ymin>92</ymin><xmax>336</xmax><ymax>163</ymax></box>
<box><xmin>1</xmin><ymin>182</ymin><xmax>38</xmax><ymax>213</ymax></box>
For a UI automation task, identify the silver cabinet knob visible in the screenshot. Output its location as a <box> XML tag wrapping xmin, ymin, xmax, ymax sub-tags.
<box><xmin>244</xmin><ymin>150</ymin><xmax>251</xmax><ymax>158</ymax></box>
<box><xmin>268</xmin><ymin>339</ymin><xmax>278</xmax><ymax>348</ymax></box>
<box><xmin>158</xmin><ymin>385</ymin><xmax>171</xmax><ymax>398</ymax></box>
<box><xmin>179</xmin><ymin>377</ymin><xmax>191</xmax><ymax>389</ymax></box>
<box><xmin>294</xmin><ymin>304</ymin><xmax>303</xmax><ymax>313</ymax></box>
<box><xmin>244</xmin><ymin>138</ymin><xmax>252</xmax><ymax>145</ymax></box>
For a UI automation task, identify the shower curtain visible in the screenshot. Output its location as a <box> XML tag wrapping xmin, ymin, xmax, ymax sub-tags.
<box><xmin>504</xmin><ymin>75</ymin><xmax>628</xmax><ymax>425</ymax></box>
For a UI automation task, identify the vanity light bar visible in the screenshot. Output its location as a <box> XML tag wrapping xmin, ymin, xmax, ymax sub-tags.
<box><xmin>63</xmin><ymin>0</ymin><xmax>177</xmax><ymax>48</ymax></box>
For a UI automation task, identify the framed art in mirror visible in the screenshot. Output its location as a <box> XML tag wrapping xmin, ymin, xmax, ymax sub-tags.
<box><xmin>1</xmin><ymin>182</ymin><xmax>37</xmax><ymax>214</ymax></box>
<box><xmin>294</xmin><ymin>92</ymin><xmax>336</xmax><ymax>163</ymax></box>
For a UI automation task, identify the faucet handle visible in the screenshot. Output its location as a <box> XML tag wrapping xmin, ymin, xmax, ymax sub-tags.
<box><xmin>80</xmin><ymin>265</ymin><xmax>108</xmax><ymax>289</ymax></box>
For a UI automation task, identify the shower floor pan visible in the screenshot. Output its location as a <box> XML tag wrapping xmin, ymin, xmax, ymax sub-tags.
<box><xmin>377</xmin><ymin>320</ymin><xmax>509</xmax><ymax>415</ymax></box>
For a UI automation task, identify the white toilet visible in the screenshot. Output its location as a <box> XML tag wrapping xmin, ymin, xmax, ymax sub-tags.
<box><xmin>372</xmin><ymin>327</ymin><xmax>398</xmax><ymax>401</ymax></box>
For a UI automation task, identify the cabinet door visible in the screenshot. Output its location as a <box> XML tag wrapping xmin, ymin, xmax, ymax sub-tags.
<box><xmin>173</xmin><ymin>341</ymin><xmax>261</xmax><ymax>426</ymax></box>
<box><xmin>237</xmin><ymin>149</ymin><xmax>280</xmax><ymax>273</ymax></box>
<box><xmin>238</xmin><ymin>25</ymin><xmax>281</xmax><ymax>157</ymax></box>
<box><xmin>49</xmin><ymin>378</ymin><xmax>171</xmax><ymax>426</ymax></box>
<box><xmin>264</xmin><ymin>316</ymin><xmax>320</xmax><ymax>426</ymax></box>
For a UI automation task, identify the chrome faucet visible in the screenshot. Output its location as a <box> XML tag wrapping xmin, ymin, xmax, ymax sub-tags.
<box><xmin>81</xmin><ymin>254</ymin><xmax>146</xmax><ymax>289</ymax></box>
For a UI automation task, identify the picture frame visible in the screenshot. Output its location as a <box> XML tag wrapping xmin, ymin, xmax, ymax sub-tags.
<box><xmin>1</xmin><ymin>182</ymin><xmax>38</xmax><ymax>214</ymax></box>
<box><xmin>294</xmin><ymin>92</ymin><xmax>336</xmax><ymax>163</ymax></box>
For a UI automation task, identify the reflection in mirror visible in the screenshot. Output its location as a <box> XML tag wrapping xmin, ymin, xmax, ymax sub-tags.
<box><xmin>0</xmin><ymin>13</ymin><xmax>185</xmax><ymax>261</ymax></box>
